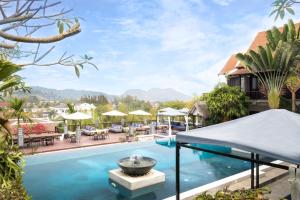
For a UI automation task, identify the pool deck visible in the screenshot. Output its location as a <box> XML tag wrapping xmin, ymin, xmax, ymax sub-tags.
<box><xmin>165</xmin><ymin>161</ymin><xmax>292</xmax><ymax>200</ymax></box>
<box><xmin>20</xmin><ymin>133</ymin><xmax>129</xmax><ymax>155</ymax></box>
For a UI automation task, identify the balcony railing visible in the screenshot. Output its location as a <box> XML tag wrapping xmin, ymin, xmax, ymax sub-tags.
<box><xmin>246</xmin><ymin>91</ymin><xmax>267</xmax><ymax>100</ymax></box>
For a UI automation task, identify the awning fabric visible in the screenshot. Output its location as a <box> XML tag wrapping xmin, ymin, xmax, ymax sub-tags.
<box><xmin>102</xmin><ymin>110</ymin><xmax>127</xmax><ymax>116</ymax></box>
<box><xmin>129</xmin><ymin>110</ymin><xmax>151</xmax><ymax>116</ymax></box>
<box><xmin>158</xmin><ymin>107</ymin><xmax>186</xmax><ymax>116</ymax></box>
<box><xmin>176</xmin><ymin>109</ymin><xmax>300</xmax><ymax>165</ymax></box>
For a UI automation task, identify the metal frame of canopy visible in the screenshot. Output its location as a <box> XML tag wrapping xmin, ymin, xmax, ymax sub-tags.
<box><xmin>175</xmin><ymin>142</ymin><xmax>290</xmax><ymax>200</ymax></box>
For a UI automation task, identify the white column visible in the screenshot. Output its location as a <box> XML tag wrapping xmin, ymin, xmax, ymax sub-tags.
<box><xmin>185</xmin><ymin>115</ymin><xmax>189</xmax><ymax>131</ymax></box>
<box><xmin>76</xmin><ymin>125</ymin><xmax>81</xmax><ymax>143</ymax></box>
<box><xmin>18</xmin><ymin>127</ymin><xmax>24</xmax><ymax>147</ymax></box>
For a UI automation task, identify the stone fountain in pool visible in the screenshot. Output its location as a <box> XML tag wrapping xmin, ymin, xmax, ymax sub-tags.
<box><xmin>109</xmin><ymin>154</ymin><xmax>165</xmax><ymax>190</ymax></box>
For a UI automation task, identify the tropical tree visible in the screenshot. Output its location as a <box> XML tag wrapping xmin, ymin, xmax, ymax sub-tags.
<box><xmin>0</xmin><ymin>60</ymin><xmax>30</xmax><ymax>136</ymax></box>
<box><xmin>160</xmin><ymin>100</ymin><xmax>188</xmax><ymax>109</ymax></box>
<box><xmin>8</xmin><ymin>98</ymin><xmax>31</xmax><ymax>129</ymax></box>
<box><xmin>66</xmin><ymin>102</ymin><xmax>76</xmax><ymax>114</ymax></box>
<box><xmin>0</xmin><ymin>60</ymin><xmax>29</xmax><ymax>99</ymax></box>
<box><xmin>286</xmin><ymin>72</ymin><xmax>300</xmax><ymax>111</ymax></box>
<box><xmin>271</xmin><ymin>0</ymin><xmax>298</xmax><ymax>20</ymax></box>
<box><xmin>0</xmin><ymin>0</ymin><xmax>97</xmax><ymax>76</ymax></box>
<box><xmin>236</xmin><ymin>41</ymin><xmax>300</xmax><ymax>109</ymax></box>
<box><xmin>205</xmin><ymin>84</ymin><xmax>248</xmax><ymax>123</ymax></box>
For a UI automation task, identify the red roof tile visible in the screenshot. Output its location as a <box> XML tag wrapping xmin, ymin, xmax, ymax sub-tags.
<box><xmin>219</xmin><ymin>26</ymin><xmax>287</xmax><ymax>75</ymax></box>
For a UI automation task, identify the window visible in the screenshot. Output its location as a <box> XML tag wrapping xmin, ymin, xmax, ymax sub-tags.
<box><xmin>241</xmin><ymin>77</ymin><xmax>245</xmax><ymax>91</ymax></box>
<box><xmin>251</xmin><ymin>77</ymin><xmax>258</xmax><ymax>91</ymax></box>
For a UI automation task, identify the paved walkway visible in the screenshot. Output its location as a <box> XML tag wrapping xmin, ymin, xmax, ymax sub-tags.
<box><xmin>21</xmin><ymin>133</ymin><xmax>128</xmax><ymax>154</ymax></box>
<box><xmin>185</xmin><ymin>164</ymin><xmax>291</xmax><ymax>200</ymax></box>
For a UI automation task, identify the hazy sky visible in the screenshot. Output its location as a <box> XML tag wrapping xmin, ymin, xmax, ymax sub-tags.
<box><xmin>18</xmin><ymin>0</ymin><xmax>300</xmax><ymax>96</ymax></box>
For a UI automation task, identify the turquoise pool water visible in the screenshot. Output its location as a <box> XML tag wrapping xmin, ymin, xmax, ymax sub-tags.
<box><xmin>24</xmin><ymin>141</ymin><xmax>250</xmax><ymax>200</ymax></box>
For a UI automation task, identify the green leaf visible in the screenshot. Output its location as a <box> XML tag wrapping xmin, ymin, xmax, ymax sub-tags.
<box><xmin>74</xmin><ymin>66</ymin><xmax>80</xmax><ymax>78</ymax></box>
<box><xmin>280</xmin><ymin>10</ymin><xmax>285</xmax><ymax>19</ymax></box>
<box><xmin>286</xmin><ymin>7</ymin><xmax>295</xmax><ymax>15</ymax></box>
<box><xmin>59</xmin><ymin>23</ymin><xmax>64</xmax><ymax>34</ymax></box>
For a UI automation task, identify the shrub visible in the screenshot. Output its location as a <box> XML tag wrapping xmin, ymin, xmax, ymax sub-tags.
<box><xmin>0</xmin><ymin>136</ymin><xmax>30</xmax><ymax>200</ymax></box>
<box><xmin>194</xmin><ymin>188</ymin><xmax>270</xmax><ymax>200</ymax></box>
<box><xmin>0</xmin><ymin>180</ymin><xmax>31</xmax><ymax>200</ymax></box>
<box><xmin>205</xmin><ymin>84</ymin><xmax>248</xmax><ymax>124</ymax></box>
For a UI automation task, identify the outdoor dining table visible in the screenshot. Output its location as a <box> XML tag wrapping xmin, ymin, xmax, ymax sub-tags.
<box><xmin>13</xmin><ymin>133</ymin><xmax>61</xmax><ymax>140</ymax></box>
<box><xmin>13</xmin><ymin>133</ymin><xmax>61</xmax><ymax>147</ymax></box>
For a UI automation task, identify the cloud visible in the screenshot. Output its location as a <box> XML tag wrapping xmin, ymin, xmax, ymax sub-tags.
<box><xmin>18</xmin><ymin>0</ymin><xmax>300</xmax><ymax>96</ymax></box>
<box><xmin>212</xmin><ymin>0</ymin><xmax>234</xmax><ymax>6</ymax></box>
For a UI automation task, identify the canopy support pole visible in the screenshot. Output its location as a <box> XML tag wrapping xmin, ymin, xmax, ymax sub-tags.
<box><xmin>251</xmin><ymin>153</ymin><xmax>254</xmax><ymax>189</ymax></box>
<box><xmin>176</xmin><ymin>142</ymin><xmax>180</xmax><ymax>200</ymax></box>
<box><xmin>176</xmin><ymin>143</ymin><xmax>289</xmax><ymax>200</ymax></box>
<box><xmin>256</xmin><ymin>154</ymin><xmax>260</xmax><ymax>188</ymax></box>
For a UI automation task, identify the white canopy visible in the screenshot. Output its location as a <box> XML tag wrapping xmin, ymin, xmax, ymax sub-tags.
<box><xmin>179</xmin><ymin>108</ymin><xmax>189</xmax><ymax>114</ymax></box>
<box><xmin>159</xmin><ymin>108</ymin><xmax>186</xmax><ymax>116</ymax></box>
<box><xmin>63</xmin><ymin>112</ymin><xmax>92</xmax><ymax>120</ymax></box>
<box><xmin>102</xmin><ymin>110</ymin><xmax>127</xmax><ymax>117</ymax></box>
<box><xmin>177</xmin><ymin>109</ymin><xmax>300</xmax><ymax>165</ymax></box>
<box><xmin>129</xmin><ymin>110</ymin><xmax>151</xmax><ymax>116</ymax></box>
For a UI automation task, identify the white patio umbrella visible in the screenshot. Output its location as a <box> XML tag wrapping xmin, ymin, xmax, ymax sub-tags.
<box><xmin>129</xmin><ymin>110</ymin><xmax>151</xmax><ymax>126</ymax></box>
<box><xmin>102</xmin><ymin>110</ymin><xmax>127</xmax><ymax>126</ymax></box>
<box><xmin>102</xmin><ymin>110</ymin><xmax>127</xmax><ymax>117</ymax></box>
<box><xmin>129</xmin><ymin>110</ymin><xmax>151</xmax><ymax>116</ymax></box>
<box><xmin>63</xmin><ymin>112</ymin><xmax>92</xmax><ymax>143</ymax></box>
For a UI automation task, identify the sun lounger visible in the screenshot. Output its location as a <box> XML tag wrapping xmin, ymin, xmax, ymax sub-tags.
<box><xmin>109</xmin><ymin>124</ymin><xmax>123</xmax><ymax>133</ymax></box>
<box><xmin>82</xmin><ymin>125</ymin><xmax>97</xmax><ymax>136</ymax></box>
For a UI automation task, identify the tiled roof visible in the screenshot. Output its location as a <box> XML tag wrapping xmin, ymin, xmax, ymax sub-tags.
<box><xmin>227</xmin><ymin>68</ymin><xmax>250</xmax><ymax>76</ymax></box>
<box><xmin>219</xmin><ymin>54</ymin><xmax>238</xmax><ymax>75</ymax></box>
<box><xmin>219</xmin><ymin>25</ymin><xmax>276</xmax><ymax>75</ymax></box>
<box><xmin>219</xmin><ymin>31</ymin><xmax>270</xmax><ymax>75</ymax></box>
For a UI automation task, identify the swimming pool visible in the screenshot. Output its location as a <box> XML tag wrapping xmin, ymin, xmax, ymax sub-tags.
<box><xmin>24</xmin><ymin>141</ymin><xmax>250</xmax><ymax>200</ymax></box>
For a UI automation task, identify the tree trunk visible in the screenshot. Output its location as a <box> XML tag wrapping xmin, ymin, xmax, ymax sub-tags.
<box><xmin>292</xmin><ymin>92</ymin><xmax>296</xmax><ymax>112</ymax></box>
<box><xmin>0</xmin><ymin>115</ymin><xmax>12</xmax><ymax>139</ymax></box>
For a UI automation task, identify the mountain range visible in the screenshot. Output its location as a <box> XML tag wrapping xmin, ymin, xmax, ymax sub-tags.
<box><xmin>24</xmin><ymin>86</ymin><xmax>191</xmax><ymax>102</ymax></box>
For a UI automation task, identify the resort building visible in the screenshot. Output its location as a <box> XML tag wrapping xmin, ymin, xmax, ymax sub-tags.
<box><xmin>219</xmin><ymin>29</ymin><xmax>300</xmax><ymax>113</ymax></box>
<box><xmin>49</xmin><ymin>104</ymin><xmax>68</xmax><ymax>116</ymax></box>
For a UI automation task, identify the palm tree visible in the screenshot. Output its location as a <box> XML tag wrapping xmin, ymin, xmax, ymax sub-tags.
<box><xmin>0</xmin><ymin>60</ymin><xmax>30</xmax><ymax>136</ymax></box>
<box><xmin>0</xmin><ymin>60</ymin><xmax>29</xmax><ymax>99</ymax></box>
<box><xmin>286</xmin><ymin>72</ymin><xmax>300</xmax><ymax>112</ymax></box>
<box><xmin>8</xmin><ymin>98</ymin><xmax>32</xmax><ymax>129</ymax></box>
<box><xmin>237</xmin><ymin>42</ymin><xmax>300</xmax><ymax>109</ymax></box>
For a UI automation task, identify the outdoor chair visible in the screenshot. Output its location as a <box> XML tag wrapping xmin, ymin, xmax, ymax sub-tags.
<box><xmin>69</xmin><ymin>135</ymin><xmax>76</xmax><ymax>143</ymax></box>
<box><xmin>24</xmin><ymin>138</ymin><xmax>30</xmax><ymax>147</ymax></box>
<box><xmin>44</xmin><ymin>136</ymin><xmax>54</xmax><ymax>146</ymax></box>
<box><xmin>30</xmin><ymin>137</ymin><xmax>42</xmax><ymax>147</ymax></box>
<box><xmin>104</xmin><ymin>131</ymin><xmax>109</xmax><ymax>139</ymax></box>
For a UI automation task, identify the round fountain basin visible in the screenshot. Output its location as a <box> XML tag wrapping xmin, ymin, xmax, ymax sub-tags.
<box><xmin>118</xmin><ymin>157</ymin><xmax>156</xmax><ymax>176</ymax></box>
